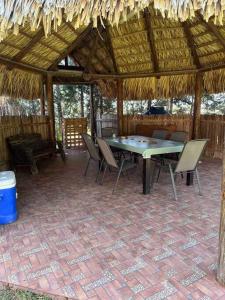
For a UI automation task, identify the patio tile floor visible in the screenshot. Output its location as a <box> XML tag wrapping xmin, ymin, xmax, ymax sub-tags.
<box><xmin>0</xmin><ymin>151</ymin><xmax>224</xmax><ymax>299</ymax></box>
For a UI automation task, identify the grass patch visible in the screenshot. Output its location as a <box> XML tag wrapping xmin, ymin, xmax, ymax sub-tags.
<box><xmin>0</xmin><ymin>286</ymin><xmax>52</xmax><ymax>300</ymax></box>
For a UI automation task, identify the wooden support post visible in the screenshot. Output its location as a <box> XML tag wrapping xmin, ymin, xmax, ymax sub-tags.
<box><xmin>40</xmin><ymin>81</ymin><xmax>45</xmax><ymax>116</ymax></box>
<box><xmin>46</xmin><ymin>74</ymin><xmax>55</xmax><ymax>141</ymax></box>
<box><xmin>217</xmin><ymin>141</ymin><xmax>225</xmax><ymax>284</ymax></box>
<box><xmin>117</xmin><ymin>80</ymin><xmax>123</xmax><ymax>135</ymax></box>
<box><xmin>90</xmin><ymin>84</ymin><xmax>96</xmax><ymax>139</ymax></box>
<box><xmin>192</xmin><ymin>73</ymin><xmax>203</xmax><ymax>139</ymax></box>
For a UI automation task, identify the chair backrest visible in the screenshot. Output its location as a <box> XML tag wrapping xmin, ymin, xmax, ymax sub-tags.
<box><xmin>175</xmin><ymin>139</ymin><xmax>208</xmax><ymax>173</ymax></box>
<box><xmin>101</xmin><ymin>127</ymin><xmax>117</xmax><ymax>138</ymax></box>
<box><xmin>82</xmin><ymin>133</ymin><xmax>100</xmax><ymax>161</ymax></box>
<box><xmin>152</xmin><ymin>129</ymin><xmax>168</xmax><ymax>140</ymax></box>
<box><xmin>96</xmin><ymin>138</ymin><xmax>118</xmax><ymax>169</ymax></box>
<box><xmin>170</xmin><ymin>131</ymin><xmax>188</xmax><ymax>143</ymax></box>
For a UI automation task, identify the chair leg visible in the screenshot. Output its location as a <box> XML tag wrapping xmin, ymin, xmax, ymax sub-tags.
<box><xmin>96</xmin><ymin>159</ymin><xmax>104</xmax><ymax>183</ymax></box>
<box><xmin>169</xmin><ymin>164</ymin><xmax>178</xmax><ymax>200</ymax></box>
<box><xmin>112</xmin><ymin>166</ymin><xmax>123</xmax><ymax>194</ymax></box>
<box><xmin>156</xmin><ymin>165</ymin><xmax>161</xmax><ymax>182</ymax></box>
<box><xmin>84</xmin><ymin>157</ymin><xmax>91</xmax><ymax>176</ymax></box>
<box><xmin>195</xmin><ymin>168</ymin><xmax>202</xmax><ymax>196</ymax></box>
<box><xmin>100</xmin><ymin>164</ymin><xmax>108</xmax><ymax>185</ymax></box>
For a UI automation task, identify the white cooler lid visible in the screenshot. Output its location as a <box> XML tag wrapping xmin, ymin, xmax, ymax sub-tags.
<box><xmin>0</xmin><ymin>171</ymin><xmax>16</xmax><ymax>189</ymax></box>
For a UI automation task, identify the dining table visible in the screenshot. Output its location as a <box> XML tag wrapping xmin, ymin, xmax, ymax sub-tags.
<box><xmin>106</xmin><ymin>135</ymin><xmax>185</xmax><ymax>195</ymax></box>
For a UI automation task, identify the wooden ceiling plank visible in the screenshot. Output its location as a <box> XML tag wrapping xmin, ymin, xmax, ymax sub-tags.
<box><xmin>48</xmin><ymin>24</ymin><xmax>93</xmax><ymax>71</ymax></box>
<box><xmin>182</xmin><ymin>21</ymin><xmax>201</xmax><ymax>69</ymax></box>
<box><xmin>12</xmin><ymin>28</ymin><xmax>45</xmax><ymax>62</ymax></box>
<box><xmin>144</xmin><ymin>9</ymin><xmax>159</xmax><ymax>73</ymax></box>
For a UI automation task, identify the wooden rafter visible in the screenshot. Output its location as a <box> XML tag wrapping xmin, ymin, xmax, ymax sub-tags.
<box><xmin>12</xmin><ymin>29</ymin><xmax>44</xmax><ymax>62</ymax></box>
<box><xmin>144</xmin><ymin>9</ymin><xmax>159</xmax><ymax>73</ymax></box>
<box><xmin>0</xmin><ymin>55</ymin><xmax>46</xmax><ymax>74</ymax></box>
<box><xmin>197</xmin><ymin>13</ymin><xmax>225</xmax><ymax>50</ymax></box>
<box><xmin>104</xmin><ymin>24</ymin><xmax>118</xmax><ymax>73</ymax></box>
<box><xmin>48</xmin><ymin>24</ymin><xmax>93</xmax><ymax>71</ymax></box>
<box><xmin>182</xmin><ymin>21</ymin><xmax>201</xmax><ymax>68</ymax></box>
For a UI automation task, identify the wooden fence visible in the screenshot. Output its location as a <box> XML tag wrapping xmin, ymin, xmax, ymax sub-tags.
<box><xmin>200</xmin><ymin>115</ymin><xmax>225</xmax><ymax>159</ymax></box>
<box><xmin>122</xmin><ymin>114</ymin><xmax>225</xmax><ymax>159</ymax></box>
<box><xmin>63</xmin><ymin>118</ymin><xmax>87</xmax><ymax>149</ymax></box>
<box><xmin>0</xmin><ymin>115</ymin><xmax>50</xmax><ymax>161</ymax></box>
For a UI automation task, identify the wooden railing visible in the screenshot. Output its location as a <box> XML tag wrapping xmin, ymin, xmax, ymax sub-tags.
<box><xmin>122</xmin><ymin>114</ymin><xmax>225</xmax><ymax>159</ymax></box>
<box><xmin>0</xmin><ymin>116</ymin><xmax>50</xmax><ymax>161</ymax></box>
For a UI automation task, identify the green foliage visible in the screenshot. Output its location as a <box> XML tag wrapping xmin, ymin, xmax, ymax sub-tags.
<box><xmin>0</xmin><ymin>287</ymin><xmax>52</xmax><ymax>300</ymax></box>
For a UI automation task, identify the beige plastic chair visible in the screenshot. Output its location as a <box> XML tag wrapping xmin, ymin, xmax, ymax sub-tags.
<box><xmin>152</xmin><ymin>129</ymin><xmax>168</xmax><ymax>140</ymax></box>
<box><xmin>82</xmin><ymin>133</ymin><xmax>101</xmax><ymax>177</ymax></box>
<box><xmin>160</xmin><ymin>139</ymin><xmax>208</xmax><ymax>200</ymax></box>
<box><xmin>96</xmin><ymin>137</ymin><xmax>137</xmax><ymax>193</ymax></box>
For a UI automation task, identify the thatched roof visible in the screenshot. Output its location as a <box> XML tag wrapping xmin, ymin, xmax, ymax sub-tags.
<box><xmin>1</xmin><ymin>2</ymin><xmax>225</xmax><ymax>99</ymax></box>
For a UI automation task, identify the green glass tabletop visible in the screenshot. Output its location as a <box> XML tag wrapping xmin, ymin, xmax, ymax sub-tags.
<box><xmin>106</xmin><ymin>135</ymin><xmax>184</xmax><ymax>159</ymax></box>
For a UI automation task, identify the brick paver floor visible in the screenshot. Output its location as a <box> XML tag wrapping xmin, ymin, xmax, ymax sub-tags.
<box><xmin>0</xmin><ymin>152</ymin><xmax>224</xmax><ymax>299</ymax></box>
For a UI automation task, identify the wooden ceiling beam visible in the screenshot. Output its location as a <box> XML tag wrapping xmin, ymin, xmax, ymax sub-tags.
<box><xmin>144</xmin><ymin>9</ymin><xmax>159</xmax><ymax>73</ymax></box>
<box><xmin>0</xmin><ymin>55</ymin><xmax>46</xmax><ymax>74</ymax></box>
<box><xmin>12</xmin><ymin>29</ymin><xmax>45</xmax><ymax>62</ymax></box>
<box><xmin>48</xmin><ymin>24</ymin><xmax>93</xmax><ymax>71</ymax></box>
<box><xmin>182</xmin><ymin>21</ymin><xmax>201</xmax><ymax>69</ymax></box>
<box><xmin>197</xmin><ymin>13</ymin><xmax>225</xmax><ymax>50</ymax></box>
<box><xmin>104</xmin><ymin>24</ymin><xmax>118</xmax><ymax>73</ymax></box>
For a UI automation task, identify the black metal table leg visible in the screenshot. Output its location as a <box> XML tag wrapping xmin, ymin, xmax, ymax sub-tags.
<box><xmin>143</xmin><ymin>158</ymin><xmax>152</xmax><ymax>194</ymax></box>
<box><xmin>186</xmin><ymin>171</ymin><xmax>193</xmax><ymax>186</ymax></box>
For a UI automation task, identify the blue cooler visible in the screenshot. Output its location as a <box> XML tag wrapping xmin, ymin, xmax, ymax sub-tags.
<box><xmin>0</xmin><ymin>171</ymin><xmax>17</xmax><ymax>224</ymax></box>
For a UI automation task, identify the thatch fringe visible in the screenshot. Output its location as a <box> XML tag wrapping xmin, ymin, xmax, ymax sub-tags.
<box><xmin>0</xmin><ymin>1</ymin><xmax>225</xmax><ymax>41</ymax></box>
<box><xmin>0</xmin><ymin>65</ymin><xmax>41</xmax><ymax>100</ymax></box>
<box><xmin>123</xmin><ymin>75</ymin><xmax>195</xmax><ymax>100</ymax></box>
<box><xmin>204</xmin><ymin>69</ymin><xmax>225</xmax><ymax>94</ymax></box>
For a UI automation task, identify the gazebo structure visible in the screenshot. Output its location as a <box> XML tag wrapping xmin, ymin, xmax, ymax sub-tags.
<box><xmin>1</xmin><ymin>0</ymin><xmax>225</xmax><ymax>295</ymax></box>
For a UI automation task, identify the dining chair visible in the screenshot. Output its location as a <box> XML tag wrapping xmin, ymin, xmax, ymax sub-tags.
<box><xmin>96</xmin><ymin>137</ymin><xmax>137</xmax><ymax>193</ymax></box>
<box><xmin>82</xmin><ymin>133</ymin><xmax>101</xmax><ymax>177</ymax></box>
<box><xmin>157</xmin><ymin>139</ymin><xmax>208</xmax><ymax>200</ymax></box>
<box><xmin>155</xmin><ymin>131</ymin><xmax>188</xmax><ymax>181</ymax></box>
<box><xmin>152</xmin><ymin>129</ymin><xmax>168</xmax><ymax>140</ymax></box>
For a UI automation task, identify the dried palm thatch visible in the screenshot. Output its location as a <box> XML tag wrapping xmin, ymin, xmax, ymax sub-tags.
<box><xmin>204</xmin><ymin>69</ymin><xmax>225</xmax><ymax>94</ymax></box>
<box><xmin>0</xmin><ymin>1</ymin><xmax>225</xmax><ymax>42</ymax></box>
<box><xmin>123</xmin><ymin>74</ymin><xmax>196</xmax><ymax>99</ymax></box>
<box><xmin>0</xmin><ymin>65</ymin><xmax>41</xmax><ymax>99</ymax></box>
